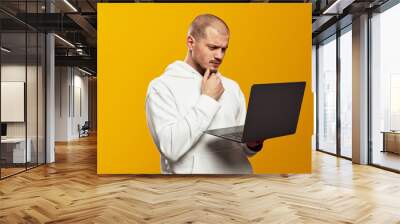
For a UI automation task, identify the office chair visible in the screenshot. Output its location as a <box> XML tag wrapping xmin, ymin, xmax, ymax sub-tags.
<box><xmin>79</xmin><ymin>121</ymin><xmax>90</xmax><ymax>138</ymax></box>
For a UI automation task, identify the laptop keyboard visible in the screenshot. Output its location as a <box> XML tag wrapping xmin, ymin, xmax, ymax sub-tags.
<box><xmin>221</xmin><ymin>132</ymin><xmax>243</xmax><ymax>142</ymax></box>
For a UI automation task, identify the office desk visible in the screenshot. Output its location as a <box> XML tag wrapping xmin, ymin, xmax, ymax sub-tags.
<box><xmin>381</xmin><ymin>131</ymin><xmax>400</xmax><ymax>154</ymax></box>
<box><xmin>1</xmin><ymin>138</ymin><xmax>32</xmax><ymax>163</ymax></box>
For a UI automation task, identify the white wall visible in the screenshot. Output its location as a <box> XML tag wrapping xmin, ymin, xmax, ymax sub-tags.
<box><xmin>1</xmin><ymin>65</ymin><xmax>39</xmax><ymax>137</ymax></box>
<box><xmin>72</xmin><ymin>72</ymin><xmax>89</xmax><ymax>138</ymax></box>
<box><xmin>55</xmin><ymin>67</ymin><xmax>89</xmax><ymax>141</ymax></box>
<box><xmin>55</xmin><ymin>66</ymin><xmax>70</xmax><ymax>141</ymax></box>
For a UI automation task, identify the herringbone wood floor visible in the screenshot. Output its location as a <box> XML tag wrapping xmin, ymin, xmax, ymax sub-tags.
<box><xmin>1</xmin><ymin>134</ymin><xmax>400</xmax><ymax>224</ymax></box>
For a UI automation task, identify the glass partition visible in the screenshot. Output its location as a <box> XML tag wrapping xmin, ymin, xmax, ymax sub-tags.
<box><xmin>0</xmin><ymin>1</ymin><xmax>46</xmax><ymax>179</ymax></box>
<box><xmin>1</xmin><ymin>30</ymin><xmax>28</xmax><ymax>177</ymax></box>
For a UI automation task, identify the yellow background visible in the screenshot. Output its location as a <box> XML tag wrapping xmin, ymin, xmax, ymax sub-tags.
<box><xmin>98</xmin><ymin>3</ymin><xmax>312</xmax><ymax>174</ymax></box>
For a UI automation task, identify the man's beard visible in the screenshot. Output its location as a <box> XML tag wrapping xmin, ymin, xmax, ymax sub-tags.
<box><xmin>193</xmin><ymin>61</ymin><xmax>207</xmax><ymax>76</ymax></box>
<box><xmin>208</xmin><ymin>60</ymin><xmax>220</xmax><ymax>74</ymax></box>
<box><xmin>197</xmin><ymin>62</ymin><xmax>218</xmax><ymax>75</ymax></box>
<box><xmin>192</xmin><ymin>57</ymin><xmax>219</xmax><ymax>76</ymax></box>
<box><xmin>209</xmin><ymin>68</ymin><xmax>218</xmax><ymax>74</ymax></box>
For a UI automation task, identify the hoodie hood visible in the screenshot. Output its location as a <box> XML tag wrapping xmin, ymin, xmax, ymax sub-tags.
<box><xmin>163</xmin><ymin>60</ymin><xmax>202</xmax><ymax>79</ymax></box>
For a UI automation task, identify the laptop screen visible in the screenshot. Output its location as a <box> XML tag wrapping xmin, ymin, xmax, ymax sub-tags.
<box><xmin>243</xmin><ymin>82</ymin><xmax>306</xmax><ymax>142</ymax></box>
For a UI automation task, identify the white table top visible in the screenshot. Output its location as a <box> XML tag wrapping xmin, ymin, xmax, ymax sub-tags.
<box><xmin>1</xmin><ymin>138</ymin><xmax>29</xmax><ymax>143</ymax></box>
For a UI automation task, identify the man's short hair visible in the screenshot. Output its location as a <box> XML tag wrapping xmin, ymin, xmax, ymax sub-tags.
<box><xmin>188</xmin><ymin>14</ymin><xmax>230</xmax><ymax>39</ymax></box>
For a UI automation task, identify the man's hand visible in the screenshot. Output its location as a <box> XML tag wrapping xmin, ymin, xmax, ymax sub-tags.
<box><xmin>201</xmin><ymin>68</ymin><xmax>224</xmax><ymax>101</ymax></box>
<box><xmin>246</xmin><ymin>140</ymin><xmax>264</xmax><ymax>152</ymax></box>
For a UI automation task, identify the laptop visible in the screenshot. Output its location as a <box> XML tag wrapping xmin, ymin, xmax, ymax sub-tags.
<box><xmin>204</xmin><ymin>82</ymin><xmax>306</xmax><ymax>143</ymax></box>
<box><xmin>1</xmin><ymin>123</ymin><xmax>7</xmax><ymax>140</ymax></box>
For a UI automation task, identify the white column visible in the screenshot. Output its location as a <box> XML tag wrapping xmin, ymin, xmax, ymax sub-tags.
<box><xmin>45</xmin><ymin>0</ymin><xmax>55</xmax><ymax>163</ymax></box>
<box><xmin>46</xmin><ymin>32</ymin><xmax>55</xmax><ymax>163</ymax></box>
<box><xmin>352</xmin><ymin>14</ymin><xmax>369</xmax><ymax>164</ymax></box>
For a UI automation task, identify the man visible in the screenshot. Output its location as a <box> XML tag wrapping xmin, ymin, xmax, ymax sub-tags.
<box><xmin>145</xmin><ymin>14</ymin><xmax>264</xmax><ymax>174</ymax></box>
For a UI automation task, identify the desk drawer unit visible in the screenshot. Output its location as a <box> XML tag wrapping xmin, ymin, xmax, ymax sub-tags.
<box><xmin>0</xmin><ymin>139</ymin><xmax>32</xmax><ymax>164</ymax></box>
<box><xmin>383</xmin><ymin>132</ymin><xmax>400</xmax><ymax>154</ymax></box>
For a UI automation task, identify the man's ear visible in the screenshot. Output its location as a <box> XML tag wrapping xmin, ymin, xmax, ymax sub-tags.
<box><xmin>187</xmin><ymin>35</ymin><xmax>195</xmax><ymax>51</ymax></box>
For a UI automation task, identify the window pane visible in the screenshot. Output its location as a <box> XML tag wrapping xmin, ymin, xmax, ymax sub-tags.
<box><xmin>318</xmin><ymin>36</ymin><xmax>337</xmax><ymax>154</ymax></box>
<box><xmin>340</xmin><ymin>29</ymin><xmax>352</xmax><ymax>158</ymax></box>
<box><xmin>312</xmin><ymin>45</ymin><xmax>317</xmax><ymax>151</ymax></box>
<box><xmin>371</xmin><ymin>3</ymin><xmax>400</xmax><ymax>171</ymax></box>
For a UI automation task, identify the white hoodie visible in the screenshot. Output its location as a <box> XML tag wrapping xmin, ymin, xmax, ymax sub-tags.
<box><xmin>145</xmin><ymin>61</ymin><xmax>258</xmax><ymax>174</ymax></box>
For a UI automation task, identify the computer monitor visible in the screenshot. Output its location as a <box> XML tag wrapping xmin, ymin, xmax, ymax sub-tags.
<box><xmin>1</xmin><ymin>123</ymin><xmax>7</xmax><ymax>137</ymax></box>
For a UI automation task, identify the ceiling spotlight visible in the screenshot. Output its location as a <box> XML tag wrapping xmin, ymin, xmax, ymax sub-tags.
<box><xmin>78</xmin><ymin>67</ymin><xmax>93</xmax><ymax>76</ymax></box>
<box><xmin>1</xmin><ymin>47</ymin><xmax>11</xmax><ymax>53</ymax></box>
<box><xmin>63</xmin><ymin>0</ymin><xmax>78</xmax><ymax>12</ymax></box>
<box><xmin>322</xmin><ymin>0</ymin><xmax>354</xmax><ymax>15</ymax></box>
<box><xmin>54</xmin><ymin>34</ymin><xmax>75</xmax><ymax>48</ymax></box>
